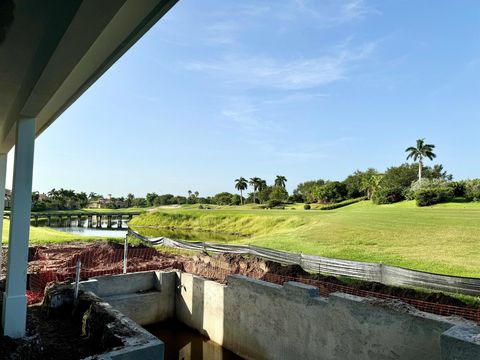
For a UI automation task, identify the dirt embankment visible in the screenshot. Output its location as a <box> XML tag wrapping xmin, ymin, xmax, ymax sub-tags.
<box><xmin>1</xmin><ymin>242</ymin><xmax>475</xmax><ymax>310</ymax></box>
<box><xmin>179</xmin><ymin>252</ymin><xmax>476</xmax><ymax>309</ymax></box>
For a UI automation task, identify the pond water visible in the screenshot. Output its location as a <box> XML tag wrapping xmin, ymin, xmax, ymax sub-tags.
<box><xmin>52</xmin><ymin>227</ymin><xmax>127</xmax><ymax>238</ymax></box>
<box><xmin>146</xmin><ymin>321</ymin><xmax>243</xmax><ymax>360</ymax></box>
<box><xmin>35</xmin><ymin>218</ymin><xmax>128</xmax><ymax>238</ymax></box>
<box><xmin>36</xmin><ymin>218</ymin><xmax>247</xmax><ymax>243</ymax></box>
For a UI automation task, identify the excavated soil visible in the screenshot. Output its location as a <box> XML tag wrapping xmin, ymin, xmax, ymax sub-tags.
<box><xmin>177</xmin><ymin>252</ymin><xmax>477</xmax><ymax>309</ymax></box>
<box><xmin>0</xmin><ymin>242</ymin><xmax>478</xmax><ymax>358</ymax></box>
<box><xmin>2</xmin><ymin>242</ymin><xmax>478</xmax><ymax>310</ymax></box>
<box><xmin>0</xmin><ymin>305</ymin><xmax>97</xmax><ymax>360</ymax></box>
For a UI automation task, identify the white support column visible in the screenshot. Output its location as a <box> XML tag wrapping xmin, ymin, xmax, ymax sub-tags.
<box><xmin>0</xmin><ymin>154</ymin><xmax>7</xmax><ymax>277</ymax></box>
<box><xmin>2</xmin><ymin>117</ymin><xmax>35</xmax><ymax>338</ymax></box>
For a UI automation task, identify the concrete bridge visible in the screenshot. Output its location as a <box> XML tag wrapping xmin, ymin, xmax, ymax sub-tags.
<box><xmin>5</xmin><ymin>212</ymin><xmax>141</xmax><ymax>229</ymax></box>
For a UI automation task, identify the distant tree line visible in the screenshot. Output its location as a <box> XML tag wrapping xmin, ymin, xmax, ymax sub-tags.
<box><xmin>31</xmin><ymin>190</ymin><xmax>135</xmax><ymax>211</ymax></box>
<box><xmin>29</xmin><ymin>139</ymin><xmax>480</xmax><ymax>210</ymax></box>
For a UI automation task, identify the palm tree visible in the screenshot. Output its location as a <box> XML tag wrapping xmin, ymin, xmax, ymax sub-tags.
<box><xmin>274</xmin><ymin>175</ymin><xmax>287</xmax><ymax>188</ymax></box>
<box><xmin>362</xmin><ymin>174</ymin><xmax>383</xmax><ymax>199</ymax></box>
<box><xmin>258</xmin><ymin>179</ymin><xmax>267</xmax><ymax>191</ymax></box>
<box><xmin>405</xmin><ymin>138</ymin><xmax>436</xmax><ymax>180</ymax></box>
<box><xmin>249</xmin><ymin>177</ymin><xmax>262</xmax><ymax>203</ymax></box>
<box><xmin>234</xmin><ymin>177</ymin><xmax>248</xmax><ymax>205</ymax></box>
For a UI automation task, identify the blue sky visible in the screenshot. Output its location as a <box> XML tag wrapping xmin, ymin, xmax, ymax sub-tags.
<box><xmin>11</xmin><ymin>0</ymin><xmax>480</xmax><ymax>197</ymax></box>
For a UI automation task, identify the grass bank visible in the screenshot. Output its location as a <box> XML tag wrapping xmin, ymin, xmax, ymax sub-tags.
<box><xmin>130</xmin><ymin>201</ymin><xmax>480</xmax><ymax>278</ymax></box>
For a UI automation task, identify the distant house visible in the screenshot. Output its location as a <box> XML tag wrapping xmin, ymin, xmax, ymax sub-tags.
<box><xmin>87</xmin><ymin>196</ymin><xmax>128</xmax><ymax>209</ymax></box>
<box><xmin>87</xmin><ymin>198</ymin><xmax>107</xmax><ymax>209</ymax></box>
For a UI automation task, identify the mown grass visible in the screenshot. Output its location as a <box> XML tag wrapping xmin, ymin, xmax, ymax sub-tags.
<box><xmin>130</xmin><ymin>200</ymin><xmax>480</xmax><ymax>278</ymax></box>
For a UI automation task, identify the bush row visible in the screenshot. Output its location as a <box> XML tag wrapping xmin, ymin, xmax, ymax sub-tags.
<box><xmin>319</xmin><ymin>197</ymin><xmax>367</xmax><ymax>210</ymax></box>
<box><xmin>372</xmin><ymin>187</ymin><xmax>404</xmax><ymax>205</ymax></box>
<box><xmin>415</xmin><ymin>187</ymin><xmax>454</xmax><ymax>206</ymax></box>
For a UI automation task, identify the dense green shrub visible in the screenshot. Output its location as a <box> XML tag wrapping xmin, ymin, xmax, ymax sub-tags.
<box><xmin>314</xmin><ymin>181</ymin><xmax>348</xmax><ymax>203</ymax></box>
<box><xmin>372</xmin><ymin>187</ymin><xmax>404</xmax><ymax>204</ymax></box>
<box><xmin>415</xmin><ymin>187</ymin><xmax>454</xmax><ymax>206</ymax></box>
<box><xmin>343</xmin><ymin>168</ymin><xmax>379</xmax><ymax>199</ymax></box>
<box><xmin>212</xmin><ymin>192</ymin><xmax>235</xmax><ymax>205</ymax></box>
<box><xmin>267</xmin><ymin>199</ymin><xmax>284</xmax><ymax>208</ymax></box>
<box><xmin>231</xmin><ymin>194</ymin><xmax>242</xmax><ymax>206</ymax></box>
<box><xmin>269</xmin><ymin>186</ymin><xmax>289</xmax><ymax>203</ymax></box>
<box><xmin>320</xmin><ymin>197</ymin><xmax>367</xmax><ymax>210</ymax></box>
<box><xmin>449</xmin><ymin>181</ymin><xmax>466</xmax><ymax>197</ymax></box>
<box><xmin>406</xmin><ymin>178</ymin><xmax>451</xmax><ymax>200</ymax></box>
<box><xmin>32</xmin><ymin>202</ymin><xmax>47</xmax><ymax>212</ymax></box>
<box><xmin>293</xmin><ymin>180</ymin><xmax>325</xmax><ymax>203</ymax></box>
<box><xmin>464</xmin><ymin>179</ymin><xmax>480</xmax><ymax>201</ymax></box>
<box><xmin>304</xmin><ymin>204</ymin><xmax>311</xmax><ymax>210</ymax></box>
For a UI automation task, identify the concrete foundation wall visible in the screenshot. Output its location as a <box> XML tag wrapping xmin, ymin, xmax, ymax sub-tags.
<box><xmin>78</xmin><ymin>271</ymin><xmax>480</xmax><ymax>360</ymax></box>
<box><xmin>175</xmin><ymin>273</ymin><xmax>480</xmax><ymax>360</ymax></box>
<box><xmin>80</xmin><ymin>271</ymin><xmax>176</xmax><ymax>326</ymax></box>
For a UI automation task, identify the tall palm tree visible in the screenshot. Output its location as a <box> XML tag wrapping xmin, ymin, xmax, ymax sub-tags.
<box><xmin>274</xmin><ymin>175</ymin><xmax>287</xmax><ymax>188</ymax></box>
<box><xmin>258</xmin><ymin>179</ymin><xmax>267</xmax><ymax>191</ymax></box>
<box><xmin>234</xmin><ymin>177</ymin><xmax>248</xmax><ymax>205</ymax></box>
<box><xmin>405</xmin><ymin>138</ymin><xmax>436</xmax><ymax>180</ymax></box>
<box><xmin>249</xmin><ymin>177</ymin><xmax>261</xmax><ymax>203</ymax></box>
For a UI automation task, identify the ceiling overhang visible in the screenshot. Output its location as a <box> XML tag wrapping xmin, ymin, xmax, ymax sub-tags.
<box><xmin>0</xmin><ymin>0</ymin><xmax>177</xmax><ymax>152</ymax></box>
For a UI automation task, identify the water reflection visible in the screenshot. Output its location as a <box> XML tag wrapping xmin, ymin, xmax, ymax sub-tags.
<box><xmin>52</xmin><ymin>226</ymin><xmax>127</xmax><ymax>238</ymax></box>
<box><xmin>146</xmin><ymin>321</ymin><xmax>243</xmax><ymax>360</ymax></box>
<box><xmin>35</xmin><ymin>218</ymin><xmax>127</xmax><ymax>238</ymax></box>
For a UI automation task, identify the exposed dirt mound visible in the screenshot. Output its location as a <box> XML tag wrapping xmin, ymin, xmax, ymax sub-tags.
<box><xmin>354</xmin><ymin>281</ymin><xmax>469</xmax><ymax>308</ymax></box>
<box><xmin>20</xmin><ymin>242</ymin><xmax>478</xmax><ymax>311</ymax></box>
<box><xmin>179</xmin><ymin>251</ymin><xmax>476</xmax><ymax>310</ymax></box>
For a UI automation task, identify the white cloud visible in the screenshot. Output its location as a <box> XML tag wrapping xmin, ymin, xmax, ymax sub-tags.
<box><xmin>246</xmin><ymin>137</ymin><xmax>354</xmax><ymax>163</ymax></box>
<box><xmin>261</xmin><ymin>92</ymin><xmax>330</xmax><ymax>105</ymax></box>
<box><xmin>294</xmin><ymin>0</ymin><xmax>379</xmax><ymax>26</ymax></box>
<box><xmin>203</xmin><ymin>21</ymin><xmax>239</xmax><ymax>46</ymax></box>
<box><xmin>186</xmin><ymin>41</ymin><xmax>376</xmax><ymax>90</ymax></box>
<box><xmin>220</xmin><ymin>97</ymin><xmax>281</xmax><ymax>136</ymax></box>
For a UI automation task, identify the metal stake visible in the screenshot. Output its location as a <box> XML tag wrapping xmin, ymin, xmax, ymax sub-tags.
<box><xmin>123</xmin><ymin>234</ymin><xmax>129</xmax><ymax>274</ymax></box>
<box><xmin>74</xmin><ymin>258</ymin><xmax>81</xmax><ymax>301</ymax></box>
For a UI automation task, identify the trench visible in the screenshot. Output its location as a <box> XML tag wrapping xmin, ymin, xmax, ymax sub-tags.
<box><xmin>146</xmin><ymin>320</ymin><xmax>243</xmax><ymax>360</ymax></box>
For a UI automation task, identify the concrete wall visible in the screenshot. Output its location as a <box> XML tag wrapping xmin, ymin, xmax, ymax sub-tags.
<box><xmin>77</xmin><ymin>271</ymin><xmax>480</xmax><ymax>360</ymax></box>
<box><xmin>175</xmin><ymin>273</ymin><xmax>480</xmax><ymax>360</ymax></box>
<box><xmin>79</xmin><ymin>271</ymin><xmax>176</xmax><ymax>326</ymax></box>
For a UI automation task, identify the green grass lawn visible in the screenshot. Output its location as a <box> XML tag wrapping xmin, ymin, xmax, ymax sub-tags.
<box><xmin>130</xmin><ymin>200</ymin><xmax>480</xmax><ymax>278</ymax></box>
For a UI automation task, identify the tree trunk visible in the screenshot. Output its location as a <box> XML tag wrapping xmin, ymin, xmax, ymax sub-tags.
<box><xmin>240</xmin><ymin>190</ymin><xmax>243</xmax><ymax>205</ymax></box>
<box><xmin>418</xmin><ymin>160</ymin><xmax>423</xmax><ymax>180</ymax></box>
